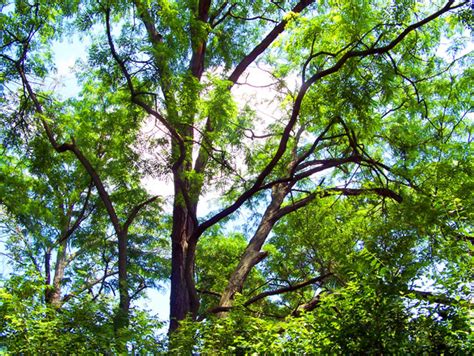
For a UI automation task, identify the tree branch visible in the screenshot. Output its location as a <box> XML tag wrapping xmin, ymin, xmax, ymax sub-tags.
<box><xmin>274</xmin><ymin>185</ymin><xmax>402</xmax><ymax>221</ymax></box>
<box><xmin>123</xmin><ymin>195</ymin><xmax>160</xmax><ymax>233</ymax></box>
<box><xmin>57</xmin><ymin>180</ymin><xmax>94</xmax><ymax>245</ymax></box>
<box><xmin>199</xmin><ymin>0</ymin><xmax>455</xmax><ymax>232</ymax></box>
<box><xmin>197</xmin><ymin>289</ymin><xmax>222</xmax><ymax>298</ymax></box>
<box><xmin>304</xmin><ymin>1</ymin><xmax>465</xmax><ymax>90</ymax></box>
<box><xmin>206</xmin><ymin>274</ymin><xmax>330</xmax><ymax>314</ymax></box>
<box><xmin>133</xmin><ymin>0</ymin><xmax>163</xmax><ymax>45</ymax></box>
<box><xmin>228</xmin><ymin>0</ymin><xmax>317</xmax><ymax>84</ymax></box>
<box><xmin>104</xmin><ymin>7</ymin><xmax>186</xmax><ymax>170</ymax></box>
<box><xmin>243</xmin><ymin>273</ymin><xmax>331</xmax><ymax>306</ymax></box>
<box><xmin>15</xmin><ymin>63</ymin><xmax>123</xmax><ymax>236</ymax></box>
<box><xmin>402</xmin><ymin>288</ymin><xmax>474</xmax><ymax>307</ymax></box>
<box><xmin>329</xmin><ymin>187</ymin><xmax>402</xmax><ymax>202</ymax></box>
<box><xmin>189</xmin><ymin>0</ymin><xmax>211</xmax><ymax>79</ymax></box>
<box><xmin>292</xmin><ymin>294</ymin><xmax>322</xmax><ymax>316</ymax></box>
<box><xmin>62</xmin><ymin>271</ymin><xmax>119</xmax><ymax>303</ymax></box>
<box><xmin>290</xmin><ymin>118</ymin><xmax>338</xmax><ymax>174</ymax></box>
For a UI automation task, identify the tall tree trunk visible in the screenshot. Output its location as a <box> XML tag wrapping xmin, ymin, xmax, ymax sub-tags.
<box><xmin>169</xmin><ymin>185</ymin><xmax>199</xmax><ymax>332</ymax></box>
<box><xmin>46</xmin><ymin>239</ymin><xmax>68</xmax><ymax>307</ymax></box>
<box><xmin>44</xmin><ymin>249</ymin><xmax>51</xmax><ymax>302</ymax></box>
<box><xmin>218</xmin><ymin>184</ymin><xmax>289</xmax><ymax>311</ymax></box>
<box><xmin>113</xmin><ymin>230</ymin><xmax>130</xmax><ymax>353</ymax></box>
<box><xmin>115</xmin><ymin>230</ymin><xmax>130</xmax><ymax>331</ymax></box>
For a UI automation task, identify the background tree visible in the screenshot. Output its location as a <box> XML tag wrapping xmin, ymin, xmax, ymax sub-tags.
<box><xmin>1</xmin><ymin>3</ymin><xmax>166</xmax><ymax>344</ymax></box>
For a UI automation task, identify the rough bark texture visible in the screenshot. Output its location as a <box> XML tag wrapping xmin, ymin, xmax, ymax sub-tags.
<box><xmin>169</xmin><ymin>200</ymin><xmax>199</xmax><ymax>331</ymax></box>
<box><xmin>169</xmin><ymin>161</ymin><xmax>200</xmax><ymax>332</ymax></box>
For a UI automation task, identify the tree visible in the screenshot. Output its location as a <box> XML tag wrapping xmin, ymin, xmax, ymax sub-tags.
<box><xmin>1</xmin><ymin>4</ymin><xmax>167</xmax><ymax>343</ymax></box>
<box><xmin>1</xmin><ymin>0</ymin><xmax>472</xmax><ymax>347</ymax></box>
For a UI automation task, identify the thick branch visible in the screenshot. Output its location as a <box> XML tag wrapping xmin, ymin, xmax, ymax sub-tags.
<box><xmin>104</xmin><ymin>7</ymin><xmax>186</xmax><ymax>170</ymax></box>
<box><xmin>275</xmin><ymin>186</ymin><xmax>402</xmax><ymax>221</ymax></box>
<box><xmin>190</xmin><ymin>0</ymin><xmax>211</xmax><ymax>79</ymax></box>
<box><xmin>16</xmin><ymin>64</ymin><xmax>122</xmax><ymax>236</ymax></box>
<box><xmin>228</xmin><ymin>0</ymin><xmax>316</xmax><ymax>84</ymax></box>
<box><xmin>274</xmin><ymin>192</ymin><xmax>318</xmax><ymax>220</ymax></box>
<box><xmin>207</xmin><ymin>274</ymin><xmax>330</xmax><ymax>314</ymax></box>
<box><xmin>292</xmin><ymin>294</ymin><xmax>322</xmax><ymax>316</ymax></box>
<box><xmin>258</xmin><ymin>156</ymin><xmax>364</xmax><ymax>191</ymax></box>
<box><xmin>197</xmin><ymin>77</ymin><xmax>310</xmax><ymax>235</ymax></box>
<box><xmin>197</xmin><ymin>1</ymin><xmax>457</xmax><ymax>234</ymax></box>
<box><xmin>290</xmin><ymin>119</ymin><xmax>337</xmax><ymax>174</ymax></box>
<box><xmin>133</xmin><ymin>0</ymin><xmax>163</xmax><ymax>45</ymax></box>
<box><xmin>70</xmin><ymin>145</ymin><xmax>123</xmax><ymax>233</ymax></box>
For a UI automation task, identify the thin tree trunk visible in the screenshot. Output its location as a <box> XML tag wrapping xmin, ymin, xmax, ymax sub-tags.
<box><xmin>115</xmin><ymin>229</ymin><xmax>130</xmax><ymax>329</ymax></box>
<box><xmin>113</xmin><ymin>229</ymin><xmax>130</xmax><ymax>353</ymax></box>
<box><xmin>44</xmin><ymin>249</ymin><xmax>51</xmax><ymax>301</ymax></box>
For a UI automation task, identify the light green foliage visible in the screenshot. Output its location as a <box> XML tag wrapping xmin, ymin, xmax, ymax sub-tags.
<box><xmin>180</xmin><ymin>154</ymin><xmax>473</xmax><ymax>352</ymax></box>
<box><xmin>0</xmin><ymin>277</ymin><xmax>165</xmax><ymax>353</ymax></box>
<box><xmin>171</xmin><ymin>298</ymin><xmax>471</xmax><ymax>354</ymax></box>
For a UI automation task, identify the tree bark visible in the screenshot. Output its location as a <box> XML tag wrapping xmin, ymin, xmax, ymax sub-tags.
<box><xmin>116</xmin><ymin>230</ymin><xmax>130</xmax><ymax>323</ymax></box>
<box><xmin>218</xmin><ymin>184</ymin><xmax>289</xmax><ymax>311</ymax></box>
<box><xmin>169</xmin><ymin>166</ymin><xmax>200</xmax><ymax>332</ymax></box>
<box><xmin>46</xmin><ymin>239</ymin><xmax>68</xmax><ymax>307</ymax></box>
<box><xmin>169</xmin><ymin>200</ymin><xmax>199</xmax><ymax>332</ymax></box>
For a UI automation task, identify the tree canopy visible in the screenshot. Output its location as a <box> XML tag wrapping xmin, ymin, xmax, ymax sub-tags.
<box><xmin>1</xmin><ymin>0</ymin><xmax>473</xmax><ymax>353</ymax></box>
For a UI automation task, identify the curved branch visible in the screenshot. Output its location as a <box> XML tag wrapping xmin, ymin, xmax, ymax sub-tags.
<box><xmin>292</xmin><ymin>294</ymin><xmax>322</xmax><ymax>316</ymax></box>
<box><xmin>198</xmin><ymin>2</ymin><xmax>458</xmax><ymax>236</ymax></box>
<box><xmin>133</xmin><ymin>0</ymin><xmax>163</xmax><ymax>45</ymax></box>
<box><xmin>57</xmin><ymin>180</ymin><xmax>94</xmax><ymax>245</ymax></box>
<box><xmin>62</xmin><ymin>271</ymin><xmax>119</xmax><ymax>303</ymax></box>
<box><xmin>15</xmin><ymin>63</ymin><xmax>122</xmax><ymax>235</ymax></box>
<box><xmin>123</xmin><ymin>195</ymin><xmax>160</xmax><ymax>233</ymax></box>
<box><xmin>304</xmin><ymin>1</ymin><xmax>465</xmax><ymax>89</ymax></box>
<box><xmin>274</xmin><ymin>185</ymin><xmax>402</xmax><ymax>222</ymax></box>
<box><xmin>206</xmin><ymin>274</ymin><xmax>331</xmax><ymax>314</ymax></box>
<box><xmin>104</xmin><ymin>7</ymin><xmax>186</xmax><ymax>170</ymax></box>
<box><xmin>228</xmin><ymin>12</ymin><xmax>279</xmax><ymax>24</ymax></box>
<box><xmin>243</xmin><ymin>273</ymin><xmax>331</xmax><ymax>306</ymax></box>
